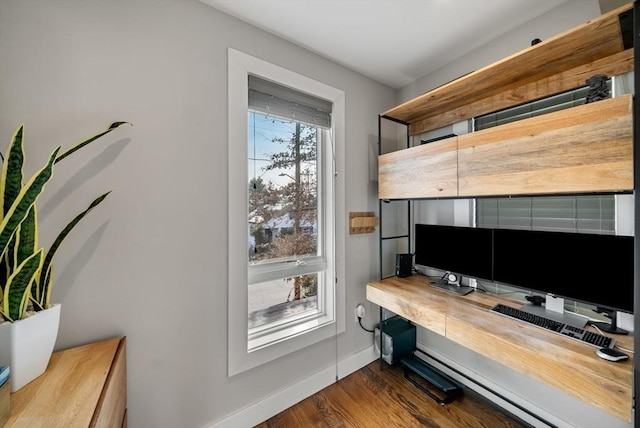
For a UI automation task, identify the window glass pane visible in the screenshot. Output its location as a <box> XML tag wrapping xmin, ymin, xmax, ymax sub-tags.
<box><xmin>477</xmin><ymin>195</ymin><xmax>615</xmax><ymax>234</ymax></box>
<box><xmin>496</xmin><ymin>198</ymin><xmax>532</xmax><ymax>229</ymax></box>
<box><xmin>248</xmin><ymin>274</ymin><xmax>319</xmax><ymax>329</ymax></box>
<box><xmin>576</xmin><ymin>196</ymin><xmax>615</xmax><ymax>233</ymax></box>
<box><xmin>474</xmin><ymin>84</ymin><xmax>606</xmax><ymax>130</ymax></box>
<box><xmin>531</xmin><ymin>197</ymin><xmax>576</xmax><ymax>231</ymax></box>
<box><xmin>248</xmin><ymin>112</ymin><xmax>319</xmax><ymax>265</ymax></box>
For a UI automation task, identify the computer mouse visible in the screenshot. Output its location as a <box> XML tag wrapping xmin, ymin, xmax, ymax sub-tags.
<box><xmin>596</xmin><ymin>347</ymin><xmax>629</xmax><ymax>362</ymax></box>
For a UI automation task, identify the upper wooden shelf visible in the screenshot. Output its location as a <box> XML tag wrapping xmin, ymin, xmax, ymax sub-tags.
<box><xmin>378</xmin><ymin>94</ymin><xmax>633</xmax><ymax>200</ymax></box>
<box><xmin>382</xmin><ymin>2</ymin><xmax>633</xmax><ymax>136</ymax></box>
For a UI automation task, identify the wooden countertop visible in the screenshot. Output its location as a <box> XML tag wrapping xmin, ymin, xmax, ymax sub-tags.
<box><xmin>367</xmin><ymin>275</ymin><xmax>633</xmax><ymax>422</ymax></box>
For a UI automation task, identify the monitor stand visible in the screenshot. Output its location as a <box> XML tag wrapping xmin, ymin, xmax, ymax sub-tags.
<box><xmin>430</xmin><ymin>279</ymin><xmax>474</xmax><ymax>296</ymax></box>
<box><xmin>591</xmin><ymin>307</ymin><xmax>629</xmax><ymax>335</ymax></box>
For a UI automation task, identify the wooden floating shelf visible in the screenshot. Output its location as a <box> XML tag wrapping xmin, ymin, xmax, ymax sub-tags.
<box><xmin>382</xmin><ymin>2</ymin><xmax>633</xmax><ymax>136</ymax></box>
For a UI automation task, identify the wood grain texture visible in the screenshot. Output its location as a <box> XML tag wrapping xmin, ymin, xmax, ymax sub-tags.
<box><xmin>366</xmin><ymin>276</ymin><xmax>633</xmax><ymax>422</ymax></box>
<box><xmin>5</xmin><ymin>337</ymin><xmax>126</xmax><ymax>428</ymax></box>
<box><xmin>409</xmin><ymin>49</ymin><xmax>633</xmax><ymax>135</ymax></box>
<box><xmin>255</xmin><ymin>360</ymin><xmax>530</xmax><ymax>428</ymax></box>
<box><xmin>91</xmin><ymin>337</ymin><xmax>127</xmax><ymax>428</ymax></box>
<box><xmin>367</xmin><ymin>279</ymin><xmax>447</xmax><ymax>335</ymax></box>
<box><xmin>349</xmin><ymin>212</ymin><xmax>377</xmax><ymax>234</ymax></box>
<box><xmin>379</xmin><ymin>95</ymin><xmax>633</xmax><ymax>200</ymax></box>
<box><xmin>378</xmin><ymin>138</ymin><xmax>457</xmax><ymax>199</ymax></box>
<box><xmin>383</xmin><ymin>3</ymin><xmax>631</xmax><ymax>130</ymax></box>
<box><xmin>457</xmin><ymin>94</ymin><xmax>633</xmax><ymax>196</ymax></box>
<box><xmin>0</xmin><ymin>379</ymin><xmax>9</xmax><ymax>427</ymax></box>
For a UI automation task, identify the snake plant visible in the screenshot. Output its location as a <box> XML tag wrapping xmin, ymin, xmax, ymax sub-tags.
<box><xmin>0</xmin><ymin>122</ymin><xmax>129</xmax><ymax>322</ymax></box>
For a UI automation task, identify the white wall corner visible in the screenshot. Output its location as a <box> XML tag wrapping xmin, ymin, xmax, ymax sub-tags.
<box><xmin>337</xmin><ymin>345</ymin><xmax>378</xmax><ymax>379</ymax></box>
<box><xmin>210</xmin><ymin>345</ymin><xmax>378</xmax><ymax>428</ymax></box>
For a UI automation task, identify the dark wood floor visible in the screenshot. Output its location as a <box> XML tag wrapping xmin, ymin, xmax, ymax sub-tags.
<box><xmin>256</xmin><ymin>360</ymin><xmax>532</xmax><ymax>428</ymax></box>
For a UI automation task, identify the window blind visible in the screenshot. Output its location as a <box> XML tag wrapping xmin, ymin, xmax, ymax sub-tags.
<box><xmin>476</xmin><ymin>195</ymin><xmax>615</xmax><ymax>234</ymax></box>
<box><xmin>248</xmin><ymin>75</ymin><xmax>332</xmax><ymax>129</ymax></box>
<box><xmin>474</xmin><ymin>84</ymin><xmax>605</xmax><ymax>130</ymax></box>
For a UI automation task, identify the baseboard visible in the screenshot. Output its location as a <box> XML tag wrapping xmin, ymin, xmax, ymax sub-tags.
<box><xmin>414</xmin><ymin>342</ymin><xmax>562</xmax><ymax>428</ymax></box>
<box><xmin>337</xmin><ymin>344</ymin><xmax>378</xmax><ymax>379</ymax></box>
<box><xmin>211</xmin><ymin>345</ymin><xmax>378</xmax><ymax>428</ymax></box>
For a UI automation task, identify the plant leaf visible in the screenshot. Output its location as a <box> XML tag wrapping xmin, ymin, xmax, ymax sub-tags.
<box><xmin>41</xmin><ymin>263</ymin><xmax>53</xmax><ymax>310</ymax></box>
<box><xmin>16</xmin><ymin>205</ymin><xmax>37</xmax><ymax>268</ymax></box>
<box><xmin>0</xmin><ymin>252</ymin><xmax>9</xmax><ymax>290</ymax></box>
<box><xmin>19</xmin><ymin>206</ymin><xmax>41</xmax><ymax>303</ymax></box>
<box><xmin>0</xmin><ymin>125</ymin><xmax>25</xmax><ymax>218</ymax></box>
<box><xmin>3</xmin><ymin>250</ymin><xmax>42</xmax><ymax>321</ymax></box>
<box><xmin>38</xmin><ymin>191</ymin><xmax>110</xmax><ymax>304</ymax></box>
<box><xmin>55</xmin><ymin>121</ymin><xmax>131</xmax><ymax>164</ymax></box>
<box><xmin>7</xmin><ymin>228</ymin><xmax>17</xmax><ymax>276</ymax></box>
<box><xmin>29</xmin><ymin>295</ymin><xmax>44</xmax><ymax>312</ymax></box>
<box><xmin>0</xmin><ymin>146</ymin><xmax>60</xmax><ymax>262</ymax></box>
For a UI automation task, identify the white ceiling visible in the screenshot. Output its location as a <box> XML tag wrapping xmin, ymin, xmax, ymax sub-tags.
<box><xmin>201</xmin><ymin>0</ymin><xmax>569</xmax><ymax>89</ymax></box>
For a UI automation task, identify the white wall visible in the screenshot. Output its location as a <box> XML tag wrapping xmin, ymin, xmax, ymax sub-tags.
<box><xmin>402</xmin><ymin>1</ymin><xmax>631</xmax><ymax>427</ymax></box>
<box><xmin>0</xmin><ymin>1</ymin><xmax>395</xmax><ymax>426</ymax></box>
<box><xmin>399</xmin><ymin>0</ymin><xmax>602</xmax><ymax>103</ymax></box>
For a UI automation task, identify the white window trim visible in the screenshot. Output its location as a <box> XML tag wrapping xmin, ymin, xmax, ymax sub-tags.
<box><xmin>228</xmin><ymin>48</ymin><xmax>346</xmax><ymax>376</ymax></box>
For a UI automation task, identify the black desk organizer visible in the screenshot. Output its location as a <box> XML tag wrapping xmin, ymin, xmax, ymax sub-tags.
<box><xmin>380</xmin><ymin>316</ymin><xmax>462</xmax><ymax>405</ymax></box>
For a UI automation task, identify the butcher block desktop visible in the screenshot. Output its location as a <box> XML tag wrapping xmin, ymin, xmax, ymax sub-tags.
<box><xmin>366</xmin><ymin>275</ymin><xmax>632</xmax><ymax>422</ymax></box>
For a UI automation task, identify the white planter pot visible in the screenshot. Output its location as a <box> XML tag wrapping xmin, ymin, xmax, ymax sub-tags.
<box><xmin>0</xmin><ymin>304</ymin><xmax>61</xmax><ymax>392</ymax></box>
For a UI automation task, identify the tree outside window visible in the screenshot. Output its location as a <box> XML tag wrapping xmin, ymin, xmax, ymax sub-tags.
<box><xmin>248</xmin><ymin>113</ymin><xmax>319</xmax><ymax>319</ymax></box>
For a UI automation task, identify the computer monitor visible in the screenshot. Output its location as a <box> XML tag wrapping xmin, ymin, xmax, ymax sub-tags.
<box><xmin>414</xmin><ymin>224</ymin><xmax>493</xmax><ymax>282</ymax></box>
<box><xmin>493</xmin><ymin>228</ymin><xmax>634</xmax><ymax>314</ymax></box>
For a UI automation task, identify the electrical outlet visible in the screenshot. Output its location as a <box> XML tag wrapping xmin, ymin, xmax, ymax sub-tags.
<box><xmin>355</xmin><ymin>304</ymin><xmax>365</xmax><ymax>322</ymax></box>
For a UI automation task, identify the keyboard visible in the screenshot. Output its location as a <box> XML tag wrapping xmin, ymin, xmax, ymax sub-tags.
<box><xmin>490</xmin><ymin>303</ymin><xmax>615</xmax><ymax>349</ymax></box>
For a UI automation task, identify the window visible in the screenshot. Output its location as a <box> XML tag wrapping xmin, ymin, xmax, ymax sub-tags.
<box><xmin>228</xmin><ymin>48</ymin><xmax>345</xmax><ymax>376</ymax></box>
<box><xmin>247</xmin><ymin>76</ymin><xmax>332</xmax><ymax>350</ymax></box>
<box><xmin>473</xmin><ymin>82</ymin><xmax>609</xmax><ymax>130</ymax></box>
<box><xmin>473</xmin><ymin>80</ymin><xmax>633</xmax><ymax>313</ymax></box>
<box><xmin>476</xmin><ymin>195</ymin><xmax>615</xmax><ymax>234</ymax></box>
